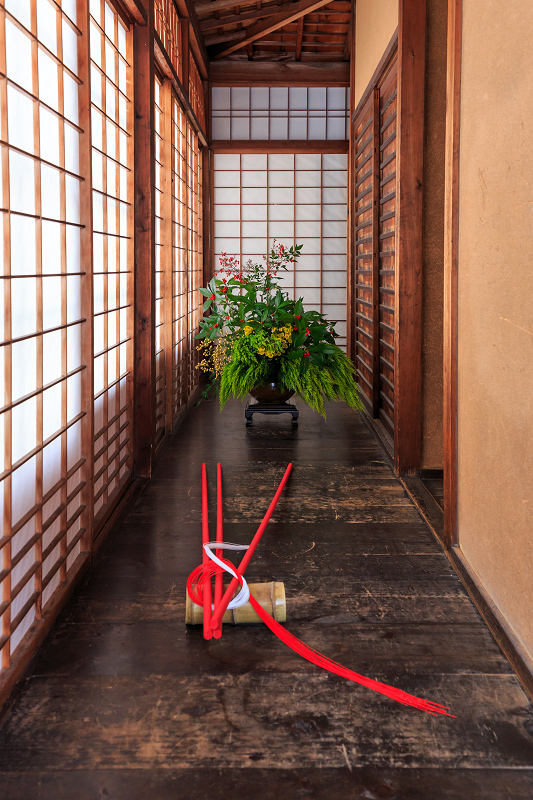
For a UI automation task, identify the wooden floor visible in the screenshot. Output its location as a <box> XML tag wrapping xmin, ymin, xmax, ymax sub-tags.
<box><xmin>1</xmin><ymin>400</ymin><xmax>533</xmax><ymax>799</ymax></box>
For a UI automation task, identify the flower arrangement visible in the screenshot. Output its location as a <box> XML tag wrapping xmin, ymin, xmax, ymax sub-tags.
<box><xmin>196</xmin><ymin>242</ymin><xmax>362</xmax><ymax>418</ymax></box>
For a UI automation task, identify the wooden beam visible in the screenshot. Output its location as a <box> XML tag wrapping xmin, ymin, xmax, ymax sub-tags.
<box><xmin>204</xmin><ymin>29</ymin><xmax>247</xmax><ymax>46</ymax></box>
<box><xmin>210</xmin><ymin>59</ymin><xmax>349</xmax><ymax>84</ymax></box>
<box><xmin>443</xmin><ymin>0</ymin><xmax>462</xmax><ymax>547</ymax></box>
<box><xmin>393</xmin><ymin>0</ymin><xmax>426</xmax><ymax>475</ymax></box>
<box><xmin>346</xmin><ymin>0</ymin><xmax>355</xmax><ymax>362</ymax></box>
<box><xmin>211</xmin><ymin>0</ymin><xmax>333</xmax><ymax>58</ymax></box>
<box><xmin>343</xmin><ymin>4</ymin><xmax>351</xmax><ymax>60</ymax></box>
<box><xmin>210</xmin><ymin>139</ymin><xmax>348</xmax><ymax>153</ymax></box>
<box><xmin>200</xmin><ymin>3</ymin><xmax>299</xmax><ymax>31</ymax></box>
<box><xmin>296</xmin><ymin>16</ymin><xmax>303</xmax><ymax>60</ymax></box>
<box><xmin>133</xmin><ymin>10</ymin><xmax>156</xmax><ymax>478</ymax></box>
<box><xmin>112</xmin><ymin>0</ymin><xmax>147</xmax><ymax>24</ymax></box>
<box><xmin>195</xmin><ymin>0</ymin><xmax>279</xmax><ymax>15</ymax></box>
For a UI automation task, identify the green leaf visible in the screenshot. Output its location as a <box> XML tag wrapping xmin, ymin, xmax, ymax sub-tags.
<box><xmin>299</xmin><ymin>355</ymin><xmax>310</xmax><ymax>375</ymax></box>
<box><xmin>203</xmin><ymin>299</ymin><xmax>212</xmax><ymax>312</ymax></box>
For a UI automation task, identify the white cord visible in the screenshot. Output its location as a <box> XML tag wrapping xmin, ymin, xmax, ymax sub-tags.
<box><xmin>203</xmin><ymin>541</ymin><xmax>251</xmax><ymax>609</ymax></box>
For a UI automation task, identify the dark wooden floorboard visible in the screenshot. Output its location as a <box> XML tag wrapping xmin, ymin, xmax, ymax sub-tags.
<box><xmin>0</xmin><ymin>400</ymin><xmax>532</xmax><ymax>798</ymax></box>
<box><xmin>423</xmin><ymin>478</ymin><xmax>445</xmax><ymax>511</ymax></box>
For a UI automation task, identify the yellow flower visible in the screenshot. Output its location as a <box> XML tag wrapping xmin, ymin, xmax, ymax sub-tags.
<box><xmin>257</xmin><ymin>346</ymin><xmax>265</xmax><ymax>355</ymax></box>
<box><xmin>243</xmin><ymin>325</ymin><xmax>253</xmax><ymax>336</ymax></box>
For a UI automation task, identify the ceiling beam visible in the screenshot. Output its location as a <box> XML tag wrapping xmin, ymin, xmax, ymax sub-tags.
<box><xmin>204</xmin><ymin>29</ymin><xmax>247</xmax><ymax>45</ymax></box>
<box><xmin>210</xmin><ymin>59</ymin><xmax>350</xmax><ymax>84</ymax></box>
<box><xmin>211</xmin><ymin>0</ymin><xmax>334</xmax><ymax>58</ymax></box>
<box><xmin>195</xmin><ymin>0</ymin><xmax>264</xmax><ymax>15</ymax></box>
<box><xmin>200</xmin><ymin>2</ymin><xmax>300</xmax><ymax>31</ymax></box>
<box><xmin>296</xmin><ymin>16</ymin><xmax>303</xmax><ymax>60</ymax></box>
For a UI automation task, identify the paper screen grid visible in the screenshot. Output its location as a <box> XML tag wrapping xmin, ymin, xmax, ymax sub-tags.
<box><xmin>0</xmin><ymin>0</ymin><xmax>85</xmax><ymax>664</ymax></box>
<box><xmin>185</xmin><ymin>122</ymin><xmax>202</xmax><ymax>395</ymax></box>
<box><xmin>90</xmin><ymin>0</ymin><xmax>133</xmax><ymax>518</ymax></box>
<box><xmin>171</xmin><ymin>97</ymin><xmax>190</xmax><ymax>415</ymax></box>
<box><xmin>211</xmin><ymin>86</ymin><xmax>350</xmax><ymax>141</ymax></box>
<box><xmin>154</xmin><ymin>74</ymin><xmax>166</xmax><ymax>443</ymax></box>
<box><xmin>213</xmin><ymin>152</ymin><xmax>347</xmax><ymax>348</ymax></box>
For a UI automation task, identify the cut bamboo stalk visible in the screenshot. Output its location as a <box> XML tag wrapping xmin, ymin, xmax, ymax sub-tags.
<box><xmin>210</xmin><ymin>463</ymin><xmax>293</xmax><ymax>631</ymax></box>
<box><xmin>186</xmin><ymin>581</ymin><xmax>286</xmax><ymax>625</ymax></box>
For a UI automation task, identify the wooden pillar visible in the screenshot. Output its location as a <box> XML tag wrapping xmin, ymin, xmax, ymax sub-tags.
<box><xmin>133</xmin><ymin>0</ymin><xmax>156</xmax><ymax>478</ymax></box>
<box><xmin>346</xmin><ymin>0</ymin><xmax>356</xmax><ymax>362</ymax></box>
<box><xmin>393</xmin><ymin>0</ymin><xmax>426</xmax><ymax>475</ymax></box>
<box><xmin>443</xmin><ymin>0</ymin><xmax>461</xmax><ymax>547</ymax></box>
<box><xmin>77</xmin><ymin>0</ymin><xmax>95</xmax><ymax>551</ymax></box>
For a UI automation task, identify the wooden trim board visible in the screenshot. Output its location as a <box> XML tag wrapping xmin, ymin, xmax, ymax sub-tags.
<box><xmin>443</xmin><ymin>0</ymin><xmax>461</xmax><ymax>547</ymax></box>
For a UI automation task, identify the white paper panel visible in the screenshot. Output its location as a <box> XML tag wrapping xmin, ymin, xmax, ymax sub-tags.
<box><xmin>241</xmin><ymin>220</ymin><xmax>266</xmax><ymax>237</ymax></box>
<box><xmin>241</xmin><ymin>187</ymin><xmax>267</xmax><ymax>204</ymax></box>
<box><xmin>214</xmin><ymin>153</ymin><xmax>240</xmax><ymax>170</ymax></box>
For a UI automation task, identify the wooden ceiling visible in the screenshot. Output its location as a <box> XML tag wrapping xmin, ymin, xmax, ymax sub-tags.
<box><xmin>194</xmin><ymin>0</ymin><xmax>352</xmax><ymax>62</ymax></box>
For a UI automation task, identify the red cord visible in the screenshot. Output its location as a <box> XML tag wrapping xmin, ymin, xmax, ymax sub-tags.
<box><xmin>186</xmin><ymin>561</ymin><xmax>454</xmax><ymax>717</ymax></box>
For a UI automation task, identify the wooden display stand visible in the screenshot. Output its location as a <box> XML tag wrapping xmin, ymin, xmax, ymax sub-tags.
<box><xmin>245</xmin><ymin>400</ymin><xmax>299</xmax><ymax>427</ymax></box>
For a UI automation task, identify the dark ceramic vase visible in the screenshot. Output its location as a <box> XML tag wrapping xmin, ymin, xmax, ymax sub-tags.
<box><xmin>249</xmin><ymin>382</ymin><xmax>295</xmax><ymax>404</ymax></box>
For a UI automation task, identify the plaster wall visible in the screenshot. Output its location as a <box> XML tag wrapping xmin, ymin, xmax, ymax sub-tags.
<box><xmin>457</xmin><ymin>0</ymin><xmax>533</xmax><ymax>663</ymax></box>
<box><xmin>353</xmin><ymin>0</ymin><xmax>398</xmax><ymax>105</ymax></box>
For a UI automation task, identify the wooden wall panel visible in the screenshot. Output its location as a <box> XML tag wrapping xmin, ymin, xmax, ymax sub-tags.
<box><xmin>352</xmin><ymin>93</ymin><xmax>375</xmax><ymax>412</ymax></box>
<box><xmin>350</xmin><ymin>51</ymin><xmax>398</xmax><ymax>440</ymax></box>
<box><xmin>377</xmin><ymin>61</ymin><xmax>397</xmax><ymax>439</ymax></box>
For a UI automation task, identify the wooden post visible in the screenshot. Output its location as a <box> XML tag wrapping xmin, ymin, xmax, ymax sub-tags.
<box><xmin>346</xmin><ymin>0</ymin><xmax>355</xmax><ymax>362</ymax></box>
<box><xmin>393</xmin><ymin>0</ymin><xmax>426</xmax><ymax>475</ymax></box>
<box><xmin>77</xmin><ymin>0</ymin><xmax>95</xmax><ymax>553</ymax></box>
<box><xmin>443</xmin><ymin>0</ymin><xmax>462</xmax><ymax>547</ymax></box>
<box><xmin>133</xmin><ymin>0</ymin><xmax>156</xmax><ymax>477</ymax></box>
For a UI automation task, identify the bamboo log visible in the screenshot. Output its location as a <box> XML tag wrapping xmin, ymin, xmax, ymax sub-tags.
<box><xmin>186</xmin><ymin>581</ymin><xmax>286</xmax><ymax>625</ymax></box>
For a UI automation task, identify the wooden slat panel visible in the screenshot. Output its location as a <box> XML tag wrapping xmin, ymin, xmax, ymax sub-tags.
<box><xmin>352</xmin><ymin>93</ymin><xmax>374</xmax><ymax>409</ymax></box>
<box><xmin>378</xmin><ymin>59</ymin><xmax>397</xmax><ymax>439</ymax></box>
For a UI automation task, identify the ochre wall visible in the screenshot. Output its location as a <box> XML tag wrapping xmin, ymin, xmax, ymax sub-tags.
<box><xmin>457</xmin><ymin>0</ymin><xmax>533</xmax><ymax>663</ymax></box>
<box><xmin>421</xmin><ymin>0</ymin><xmax>447</xmax><ymax>469</ymax></box>
<box><xmin>353</xmin><ymin>0</ymin><xmax>398</xmax><ymax>105</ymax></box>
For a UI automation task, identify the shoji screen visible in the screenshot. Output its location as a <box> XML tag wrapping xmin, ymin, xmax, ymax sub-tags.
<box><xmin>90</xmin><ymin>0</ymin><xmax>133</xmax><ymax>521</ymax></box>
<box><xmin>211</xmin><ymin>87</ymin><xmax>350</xmax><ymax>141</ymax></box>
<box><xmin>0</xmin><ymin>0</ymin><xmax>87</xmax><ymax>665</ymax></box>
<box><xmin>212</xmin><ymin>152</ymin><xmax>347</xmax><ymax>348</ymax></box>
<box><xmin>153</xmin><ymin>84</ymin><xmax>202</xmax><ymax>433</ymax></box>
<box><xmin>170</xmin><ymin>96</ymin><xmax>188</xmax><ymax>417</ymax></box>
<box><xmin>154</xmin><ymin>0</ymin><xmax>181</xmax><ymax>82</ymax></box>
<box><xmin>186</xmin><ymin>124</ymin><xmax>202</xmax><ymax>390</ymax></box>
<box><xmin>154</xmin><ymin>75</ymin><xmax>166</xmax><ymax>443</ymax></box>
